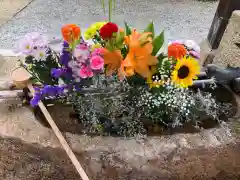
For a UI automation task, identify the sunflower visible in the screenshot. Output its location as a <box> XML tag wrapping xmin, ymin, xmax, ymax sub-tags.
<box><xmin>146</xmin><ymin>66</ymin><xmax>163</xmax><ymax>88</ymax></box>
<box><xmin>171</xmin><ymin>56</ymin><xmax>200</xmax><ymax>88</ymax></box>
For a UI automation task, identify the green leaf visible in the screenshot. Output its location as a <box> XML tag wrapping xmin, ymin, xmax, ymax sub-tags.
<box><xmin>144</xmin><ymin>21</ymin><xmax>155</xmax><ymax>38</ymax></box>
<box><xmin>124</xmin><ymin>21</ymin><xmax>132</xmax><ymax>36</ymax></box>
<box><xmin>152</xmin><ymin>31</ymin><xmax>164</xmax><ymax>56</ymax></box>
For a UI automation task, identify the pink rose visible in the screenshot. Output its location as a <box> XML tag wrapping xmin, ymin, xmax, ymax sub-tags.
<box><xmin>90</xmin><ymin>55</ymin><xmax>104</xmax><ymax>70</ymax></box>
<box><xmin>79</xmin><ymin>66</ymin><xmax>93</xmax><ymax>78</ymax></box>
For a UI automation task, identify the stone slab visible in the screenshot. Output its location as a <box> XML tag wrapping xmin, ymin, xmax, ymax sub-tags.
<box><xmin>0</xmin><ymin>101</ymin><xmax>239</xmax><ymax>179</ymax></box>
<box><xmin>213</xmin><ymin>11</ymin><xmax>240</xmax><ymax>67</ymax></box>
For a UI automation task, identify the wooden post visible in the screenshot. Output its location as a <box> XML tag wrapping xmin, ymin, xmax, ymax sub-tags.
<box><xmin>207</xmin><ymin>0</ymin><xmax>240</xmax><ymax>49</ymax></box>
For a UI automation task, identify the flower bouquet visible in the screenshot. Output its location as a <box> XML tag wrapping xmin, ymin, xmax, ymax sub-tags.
<box><xmin>14</xmin><ymin>17</ymin><xmax>234</xmax><ymax>136</ymax></box>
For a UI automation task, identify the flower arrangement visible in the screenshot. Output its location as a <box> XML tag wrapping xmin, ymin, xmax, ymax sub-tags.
<box><xmin>14</xmin><ymin>2</ymin><xmax>232</xmax><ymax>136</ymax></box>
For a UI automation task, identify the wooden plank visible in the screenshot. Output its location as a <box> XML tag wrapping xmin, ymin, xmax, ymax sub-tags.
<box><xmin>207</xmin><ymin>0</ymin><xmax>240</xmax><ymax>49</ymax></box>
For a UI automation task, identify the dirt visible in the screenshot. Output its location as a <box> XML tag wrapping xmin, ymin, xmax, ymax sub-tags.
<box><xmin>0</xmin><ymin>136</ymin><xmax>239</xmax><ymax>180</ymax></box>
<box><xmin>0</xmin><ymin>137</ymin><xmax>80</xmax><ymax>180</ymax></box>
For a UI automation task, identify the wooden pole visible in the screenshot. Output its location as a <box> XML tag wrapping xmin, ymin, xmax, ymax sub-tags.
<box><xmin>207</xmin><ymin>0</ymin><xmax>240</xmax><ymax>49</ymax></box>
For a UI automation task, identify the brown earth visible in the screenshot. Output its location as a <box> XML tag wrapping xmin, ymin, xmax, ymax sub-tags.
<box><xmin>0</xmin><ymin>136</ymin><xmax>239</xmax><ymax>180</ymax></box>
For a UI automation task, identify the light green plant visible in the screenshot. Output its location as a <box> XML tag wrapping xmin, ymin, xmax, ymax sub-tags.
<box><xmin>100</xmin><ymin>0</ymin><xmax>116</xmax><ymax>22</ymax></box>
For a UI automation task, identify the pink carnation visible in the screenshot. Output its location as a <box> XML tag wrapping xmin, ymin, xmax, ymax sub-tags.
<box><xmin>92</xmin><ymin>48</ymin><xmax>104</xmax><ymax>56</ymax></box>
<box><xmin>79</xmin><ymin>66</ymin><xmax>93</xmax><ymax>78</ymax></box>
<box><xmin>90</xmin><ymin>55</ymin><xmax>104</xmax><ymax>70</ymax></box>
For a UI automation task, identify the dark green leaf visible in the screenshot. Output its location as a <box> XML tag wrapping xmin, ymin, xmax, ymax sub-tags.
<box><xmin>144</xmin><ymin>21</ymin><xmax>155</xmax><ymax>38</ymax></box>
<box><xmin>152</xmin><ymin>31</ymin><xmax>164</xmax><ymax>56</ymax></box>
<box><xmin>127</xmin><ymin>74</ymin><xmax>146</xmax><ymax>86</ymax></box>
<box><xmin>124</xmin><ymin>21</ymin><xmax>132</xmax><ymax>36</ymax></box>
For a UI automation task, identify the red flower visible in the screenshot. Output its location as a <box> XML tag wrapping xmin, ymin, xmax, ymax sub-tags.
<box><xmin>99</xmin><ymin>22</ymin><xmax>118</xmax><ymax>40</ymax></box>
<box><xmin>61</xmin><ymin>24</ymin><xmax>81</xmax><ymax>43</ymax></box>
<box><xmin>168</xmin><ymin>44</ymin><xmax>187</xmax><ymax>59</ymax></box>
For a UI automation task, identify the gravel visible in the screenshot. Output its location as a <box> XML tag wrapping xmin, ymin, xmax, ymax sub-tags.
<box><xmin>0</xmin><ymin>0</ymin><xmax>218</xmax><ymax>49</ymax></box>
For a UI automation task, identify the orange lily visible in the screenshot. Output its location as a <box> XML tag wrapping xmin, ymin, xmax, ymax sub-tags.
<box><xmin>122</xmin><ymin>30</ymin><xmax>158</xmax><ymax>78</ymax></box>
<box><xmin>102</xmin><ymin>48</ymin><xmax>123</xmax><ymax>76</ymax></box>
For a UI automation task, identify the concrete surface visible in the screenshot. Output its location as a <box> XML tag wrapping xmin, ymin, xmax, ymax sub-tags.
<box><xmin>213</xmin><ymin>11</ymin><xmax>240</xmax><ymax>67</ymax></box>
<box><xmin>0</xmin><ymin>0</ymin><xmax>33</xmax><ymax>26</ymax></box>
<box><xmin>0</xmin><ymin>0</ymin><xmax>218</xmax><ymax>50</ymax></box>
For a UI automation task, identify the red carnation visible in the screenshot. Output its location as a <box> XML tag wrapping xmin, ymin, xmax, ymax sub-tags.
<box><xmin>99</xmin><ymin>22</ymin><xmax>118</xmax><ymax>40</ymax></box>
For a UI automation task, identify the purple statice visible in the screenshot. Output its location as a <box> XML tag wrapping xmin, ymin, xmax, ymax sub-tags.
<box><xmin>30</xmin><ymin>85</ymin><xmax>66</xmax><ymax>107</ymax></box>
<box><xmin>60</xmin><ymin>41</ymin><xmax>71</xmax><ymax>66</ymax></box>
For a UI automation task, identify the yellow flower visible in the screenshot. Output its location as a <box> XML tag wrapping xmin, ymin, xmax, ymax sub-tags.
<box><xmin>84</xmin><ymin>22</ymin><xmax>107</xmax><ymax>40</ymax></box>
<box><xmin>84</xmin><ymin>30</ymin><xmax>93</xmax><ymax>40</ymax></box>
<box><xmin>146</xmin><ymin>66</ymin><xmax>163</xmax><ymax>88</ymax></box>
<box><xmin>171</xmin><ymin>56</ymin><xmax>200</xmax><ymax>88</ymax></box>
<box><xmin>93</xmin><ymin>22</ymin><xmax>106</xmax><ymax>29</ymax></box>
<box><xmin>91</xmin><ymin>43</ymin><xmax>102</xmax><ymax>51</ymax></box>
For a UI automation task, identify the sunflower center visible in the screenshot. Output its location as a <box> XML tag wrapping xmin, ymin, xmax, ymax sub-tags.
<box><xmin>178</xmin><ymin>65</ymin><xmax>189</xmax><ymax>79</ymax></box>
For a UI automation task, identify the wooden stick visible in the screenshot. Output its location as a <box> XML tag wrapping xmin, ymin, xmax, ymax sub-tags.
<box><xmin>11</xmin><ymin>68</ymin><xmax>90</xmax><ymax>180</ymax></box>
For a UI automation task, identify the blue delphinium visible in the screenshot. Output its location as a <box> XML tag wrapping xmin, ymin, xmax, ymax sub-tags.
<box><xmin>30</xmin><ymin>85</ymin><xmax>66</xmax><ymax>107</ymax></box>
<box><xmin>51</xmin><ymin>68</ymin><xmax>64</xmax><ymax>78</ymax></box>
<box><xmin>60</xmin><ymin>41</ymin><xmax>70</xmax><ymax>66</ymax></box>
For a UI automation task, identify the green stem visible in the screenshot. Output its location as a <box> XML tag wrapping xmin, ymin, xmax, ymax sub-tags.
<box><xmin>21</xmin><ymin>65</ymin><xmax>44</xmax><ymax>84</ymax></box>
<box><xmin>108</xmin><ymin>0</ymin><xmax>112</xmax><ymax>22</ymax></box>
<box><xmin>101</xmin><ymin>0</ymin><xmax>105</xmax><ymax>13</ymax></box>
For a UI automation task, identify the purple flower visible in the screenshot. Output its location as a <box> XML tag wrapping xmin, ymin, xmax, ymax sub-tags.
<box><xmin>42</xmin><ymin>85</ymin><xmax>56</xmax><ymax>96</ymax></box>
<box><xmin>51</xmin><ymin>68</ymin><xmax>64</xmax><ymax>78</ymax></box>
<box><xmin>60</xmin><ymin>41</ymin><xmax>71</xmax><ymax>66</ymax></box>
<box><xmin>30</xmin><ymin>91</ymin><xmax>42</xmax><ymax>107</ymax></box>
<box><xmin>30</xmin><ymin>85</ymin><xmax>67</xmax><ymax>107</ymax></box>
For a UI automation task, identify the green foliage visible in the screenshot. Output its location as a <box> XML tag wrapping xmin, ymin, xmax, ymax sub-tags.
<box><xmin>22</xmin><ymin>54</ymin><xmax>59</xmax><ymax>85</ymax></box>
<box><xmin>152</xmin><ymin>31</ymin><xmax>164</xmax><ymax>55</ymax></box>
<box><xmin>144</xmin><ymin>21</ymin><xmax>155</xmax><ymax>38</ymax></box>
<box><xmin>127</xmin><ymin>74</ymin><xmax>146</xmax><ymax>86</ymax></box>
<box><xmin>124</xmin><ymin>21</ymin><xmax>132</xmax><ymax>36</ymax></box>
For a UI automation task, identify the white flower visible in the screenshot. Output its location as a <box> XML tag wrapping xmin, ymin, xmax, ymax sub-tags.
<box><xmin>14</xmin><ymin>32</ymin><xmax>48</xmax><ymax>56</ymax></box>
<box><xmin>168</xmin><ymin>40</ymin><xmax>184</xmax><ymax>46</ymax></box>
<box><xmin>184</xmin><ymin>40</ymin><xmax>200</xmax><ymax>53</ymax></box>
<box><xmin>33</xmin><ymin>47</ymin><xmax>48</xmax><ymax>61</ymax></box>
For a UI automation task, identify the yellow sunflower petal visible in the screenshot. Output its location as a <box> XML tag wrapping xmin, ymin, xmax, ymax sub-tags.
<box><xmin>171</xmin><ymin>56</ymin><xmax>200</xmax><ymax>88</ymax></box>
